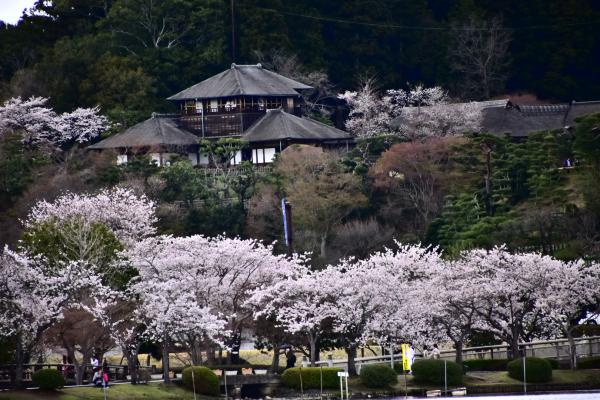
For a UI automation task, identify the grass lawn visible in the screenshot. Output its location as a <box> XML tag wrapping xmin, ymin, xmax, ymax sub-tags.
<box><xmin>464</xmin><ymin>369</ymin><xmax>600</xmax><ymax>386</ymax></box>
<box><xmin>0</xmin><ymin>383</ymin><xmax>213</xmax><ymax>400</ymax></box>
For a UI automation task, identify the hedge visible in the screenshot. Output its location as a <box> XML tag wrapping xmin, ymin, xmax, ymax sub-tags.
<box><xmin>281</xmin><ymin>367</ymin><xmax>341</xmax><ymax>390</ymax></box>
<box><xmin>359</xmin><ymin>364</ymin><xmax>397</xmax><ymax>388</ymax></box>
<box><xmin>577</xmin><ymin>356</ymin><xmax>600</xmax><ymax>369</ymax></box>
<box><xmin>463</xmin><ymin>358</ymin><xmax>559</xmax><ymax>371</ymax></box>
<box><xmin>182</xmin><ymin>366</ymin><xmax>220</xmax><ymax>396</ymax></box>
<box><xmin>507</xmin><ymin>358</ymin><xmax>552</xmax><ymax>383</ymax></box>
<box><xmin>32</xmin><ymin>369</ymin><xmax>65</xmax><ymax>391</ymax></box>
<box><xmin>412</xmin><ymin>360</ymin><xmax>462</xmax><ymax>386</ymax></box>
<box><xmin>463</xmin><ymin>359</ymin><xmax>508</xmax><ymax>371</ymax></box>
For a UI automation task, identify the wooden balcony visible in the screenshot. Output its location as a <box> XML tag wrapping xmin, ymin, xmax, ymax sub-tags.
<box><xmin>179</xmin><ymin>112</ymin><xmax>267</xmax><ymax>138</ymax></box>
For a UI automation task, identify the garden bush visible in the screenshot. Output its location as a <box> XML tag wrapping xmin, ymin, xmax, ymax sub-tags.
<box><xmin>577</xmin><ymin>356</ymin><xmax>600</xmax><ymax>369</ymax></box>
<box><xmin>463</xmin><ymin>359</ymin><xmax>508</xmax><ymax>371</ymax></box>
<box><xmin>182</xmin><ymin>366</ymin><xmax>220</xmax><ymax>396</ymax></box>
<box><xmin>412</xmin><ymin>360</ymin><xmax>462</xmax><ymax>386</ymax></box>
<box><xmin>281</xmin><ymin>367</ymin><xmax>341</xmax><ymax>390</ymax></box>
<box><xmin>507</xmin><ymin>358</ymin><xmax>552</xmax><ymax>383</ymax></box>
<box><xmin>359</xmin><ymin>364</ymin><xmax>397</xmax><ymax>388</ymax></box>
<box><xmin>32</xmin><ymin>368</ymin><xmax>65</xmax><ymax>390</ymax></box>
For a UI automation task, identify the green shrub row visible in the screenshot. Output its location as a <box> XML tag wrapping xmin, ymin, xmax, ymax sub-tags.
<box><xmin>359</xmin><ymin>364</ymin><xmax>397</xmax><ymax>388</ymax></box>
<box><xmin>577</xmin><ymin>356</ymin><xmax>600</xmax><ymax>369</ymax></box>
<box><xmin>463</xmin><ymin>359</ymin><xmax>509</xmax><ymax>371</ymax></box>
<box><xmin>412</xmin><ymin>360</ymin><xmax>463</xmax><ymax>386</ymax></box>
<box><xmin>182</xmin><ymin>366</ymin><xmax>220</xmax><ymax>396</ymax></box>
<box><xmin>507</xmin><ymin>358</ymin><xmax>552</xmax><ymax>383</ymax></box>
<box><xmin>32</xmin><ymin>369</ymin><xmax>65</xmax><ymax>391</ymax></box>
<box><xmin>463</xmin><ymin>357</ymin><xmax>559</xmax><ymax>371</ymax></box>
<box><xmin>281</xmin><ymin>367</ymin><xmax>341</xmax><ymax>389</ymax></box>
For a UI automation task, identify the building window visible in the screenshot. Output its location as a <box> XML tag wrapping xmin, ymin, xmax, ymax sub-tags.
<box><xmin>252</xmin><ymin>148</ymin><xmax>276</xmax><ymax>164</ymax></box>
<box><xmin>199</xmin><ymin>153</ymin><xmax>210</xmax><ymax>165</ymax></box>
<box><xmin>230</xmin><ymin>150</ymin><xmax>243</xmax><ymax>166</ymax></box>
<box><xmin>117</xmin><ymin>154</ymin><xmax>128</xmax><ymax>165</ymax></box>
<box><xmin>188</xmin><ymin>152</ymin><xmax>198</xmax><ymax>166</ymax></box>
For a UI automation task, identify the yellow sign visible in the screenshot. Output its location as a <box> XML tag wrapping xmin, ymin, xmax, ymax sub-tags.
<box><xmin>401</xmin><ymin>343</ymin><xmax>411</xmax><ymax>372</ymax></box>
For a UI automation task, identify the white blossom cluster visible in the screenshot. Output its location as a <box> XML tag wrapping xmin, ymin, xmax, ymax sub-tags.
<box><xmin>0</xmin><ymin>96</ymin><xmax>109</xmax><ymax>146</ymax></box>
<box><xmin>1</xmin><ymin>186</ymin><xmax>598</xmax><ymax>371</ymax></box>
<box><xmin>338</xmin><ymin>83</ymin><xmax>482</xmax><ymax>139</ymax></box>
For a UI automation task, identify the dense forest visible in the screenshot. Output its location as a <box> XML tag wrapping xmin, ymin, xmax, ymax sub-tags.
<box><xmin>1</xmin><ymin>0</ymin><xmax>599</xmax><ymax>126</ymax></box>
<box><xmin>1</xmin><ymin>0</ymin><xmax>600</xmax><ymax>266</ymax></box>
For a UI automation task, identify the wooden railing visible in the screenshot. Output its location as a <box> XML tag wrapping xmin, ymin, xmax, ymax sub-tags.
<box><xmin>0</xmin><ymin>363</ymin><xmax>147</xmax><ymax>386</ymax></box>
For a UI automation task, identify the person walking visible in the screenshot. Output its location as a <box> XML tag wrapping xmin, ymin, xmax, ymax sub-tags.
<box><xmin>285</xmin><ymin>349</ymin><xmax>297</xmax><ymax>369</ymax></box>
<box><xmin>431</xmin><ymin>344</ymin><xmax>441</xmax><ymax>359</ymax></box>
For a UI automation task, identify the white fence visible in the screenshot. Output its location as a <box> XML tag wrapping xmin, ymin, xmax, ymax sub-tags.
<box><xmin>315</xmin><ymin>336</ymin><xmax>600</xmax><ymax>371</ymax></box>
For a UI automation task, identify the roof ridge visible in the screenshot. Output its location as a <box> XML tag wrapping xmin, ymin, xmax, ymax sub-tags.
<box><xmin>278</xmin><ymin>108</ymin><xmax>293</xmax><ymax>138</ymax></box>
<box><xmin>232</xmin><ymin>66</ymin><xmax>244</xmax><ymax>95</ymax></box>
<box><xmin>154</xmin><ymin>116</ymin><xmax>165</xmax><ymax>140</ymax></box>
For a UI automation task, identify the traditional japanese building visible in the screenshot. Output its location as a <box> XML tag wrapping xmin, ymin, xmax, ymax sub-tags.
<box><xmin>89</xmin><ymin>63</ymin><xmax>351</xmax><ymax>166</ymax></box>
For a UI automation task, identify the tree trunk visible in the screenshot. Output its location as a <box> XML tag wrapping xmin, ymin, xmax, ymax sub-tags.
<box><xmin>190</xmin><ymin>338</ymin><xmax>203</xmax><ymax>365</ymax></box>
<box><xmin>162</xmin><ymin>337</ymin><xmax>170</xmax><ymax>383</ymax></box>
<box><xmin>346</xmin><ymin>345</ymin><xmax>357</xmax><ymax>376</ymax></box>
<box><xmin>270</xmin><ymin>346</ymin><xmax>281</xmax><ymax>373</ymax></box>
<box><xmin>510</xmin><ymin>336</ymin><xmax>520</xmax><ymax>360</ymax></box>
<box><xmin>14</xmin><ymin>332</ymin><xmax>24</xmax><ymax>388</ymax></box>
<box><xmin>207</xmin><ymin>346</ymin><xmax>216</xmax><ymax>365</ymax></box>
<box><xmin>309</xmin><ymin>335</ymin><xmax>317</xmax><ymax>367</ymax></box>
<box><xmin>320</xmin><ymin>234</ymin><xmax>327</xmax><ymax>260</ymax></box>
<box><xmin>483</xmin><ymin>147</ymin><xmax>493</xmax><ymax>216</ymax></box>
<box><xmin>70</xmin><ymin>349</ymin><xmax>85</xmax><ymax>386</ymax></box>
<box><xmin>454</xmin><ymin>340</ymin><xmax>464</xmax><ymax>365</ymax></box>
<box><xmin>126</xmin><ymin>350</ymin><xmax>139</xmax><ymax>384</ymax></box>
<box><xmin>567</xmin><ymin>331</ymin><xmax>577</xmax><ymax>370</ymax></box>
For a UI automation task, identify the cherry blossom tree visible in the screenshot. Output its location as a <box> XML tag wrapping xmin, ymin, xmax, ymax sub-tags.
<box><xmin>84</xmin><ymin>288</ymin><xmax>147</xmax><ymax>384</ymax></box>
<box><xmin>339</xmin><ymin>82</ymin><xmax>482</xmax><ymax>139</ymax></box>
<box><xmin>535</xmin><ymin>259</ymin><xmax>600</xmax><ymax>368</ymax></box>
<box><xmin>412</xmin><ymin>259</ymin><xmax>485</xmax><ymax>364</ymax></box>
<box><xmin>0</xmin><ymin>96</ymin><xmax>110</xmax><ymax>147</ymax></box>
<box><xmin>458</xmin><ymin>248</ymin><xmax>554</xmax><ymax>357</ymax></box>
<box><xmin>0</xmin><ymin>248</ymin><xmax>101</xmax><ymax>386</ymax></box>
<box><xmin>338</xmin><ymin>77</ymin><xmax>392</xmax><ymax>138</ymax></box>
<box><xmin>250</xmin><ymin>267</ymin><xmax>333</xmax><ymax>367</ymax></box>
<box><xmin>25</xmin><ymin>187</ymin><xmax>157</xmax><ymax>248</ymax></box>
<box><xmin>128</xmin><ymin>234</ymin><xmax>304</xmax><ymax>378</ymax></box>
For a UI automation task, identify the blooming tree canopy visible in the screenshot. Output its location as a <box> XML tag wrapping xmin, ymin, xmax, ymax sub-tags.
<box><xmin>128</xmin><ymin>235</ymin><xmax>304</xmax><ymax>364</ymax></box>
<box><xmin>338</xmin><ymin>82</ymin><xmax>482</xmax><ymax>139</ymax></box>
<box><xmin>250</xmin><ymin>266</ymin><xmax>333</xmax><ymax>366</ymax></box>
<box><xmin>25</xmin><ymin>187</ymin><xmax>157</xmax><ymax>247</ymax></box>
<box><xmin>0</xmin><ymin>96</ymin><xmax>110</xmax><ymax>146</ymax></box>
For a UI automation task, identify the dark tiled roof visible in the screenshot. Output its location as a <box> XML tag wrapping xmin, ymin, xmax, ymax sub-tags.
<box><xmin>88</xmin><ymin>115</ymin><xmax>198</xmax><ymax>149</ymax></box>
<box><xmin>167</xmin><ymin>64</ymin><xmax>313</xmax><ymax>101</ymax></box>
<box><xmin>242</xmin><ymin>109</ymin><xmax>351</xmax><ymax>143</ymax></box>
<box><xmin>483</xmin><ymin>101</ymin><xmax>600</xmax><ymax>137</ymax></box>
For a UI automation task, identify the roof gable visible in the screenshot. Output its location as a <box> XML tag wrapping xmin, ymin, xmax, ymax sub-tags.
<box><xmin>88</xmin><ymin>115</ymin><xmax>198</xmax><ymax>149</ymax></box>
<box><xmin>167</xmin><ymin>64</ymin><xmax>313</xmax><ymax>101</ymax></box>
<box><xmin>242</xmin><ymin>109</ymin><xmax>351</xmax><ymax>143</ymax></box>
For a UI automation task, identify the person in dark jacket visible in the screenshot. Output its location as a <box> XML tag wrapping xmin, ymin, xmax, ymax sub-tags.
<box><xmin>285</xmin><ymin>349</ymin><xmax>297</xmax><ymax>369</ymax></box>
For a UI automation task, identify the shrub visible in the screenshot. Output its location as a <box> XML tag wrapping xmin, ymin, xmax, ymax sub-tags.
<box><xmin>281</xmin><ymin>367</ymin><xmax>341</xmax><ymax>390</ymax></box>
<box><xmin>547</xmin><ymin>358</ymin><xmax>560</xmax><ymax>369</ymax></box>
<box><xmin>507</xmin><ymin>358</ymin><xmax>552</xmax><ymax>383</ymax></box>
<box><xmin>359</xmin><ymin>364</ymin><xmax>397</xmax><ymax>388</ymax></box>
<box><xmin>577</xmin><ymin>356</ymin><xmax>600</xmax><ymax>369</ymax></box>
<box><xmin>32</xmin><ymin>368</ymin><xmax>65</xmax><ymax>390</ymax></box>
<box><xmin>463</xmin><ymin>359</ymin><xmax>508</xmax><ymax>371</ymax></box>
<box><xmin>412</xmin><ymin>360</ymin><xmax>462</xmax><ymax>386</ymax></box>
<box><xmin>182</xmin><ymin>366</ymin><xmax>220</xmax><ymax>396</ymax></box>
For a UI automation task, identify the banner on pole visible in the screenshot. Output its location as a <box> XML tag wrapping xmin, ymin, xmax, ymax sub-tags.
<box><xmin>401</xmin><ymin>343</ymin><xmax>411</xmax><ymax>372</ymax></box>
<box><xmin>281</xmin><ymin>198</ymin><xmax>289</xmax><ymax>246</ymax></box>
